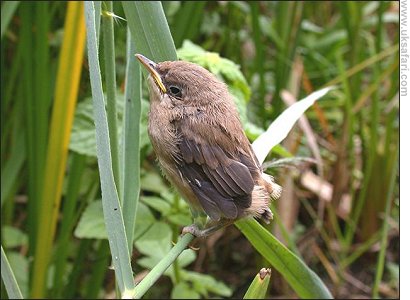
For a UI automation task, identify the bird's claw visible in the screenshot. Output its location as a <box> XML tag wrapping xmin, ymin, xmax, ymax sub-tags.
<box><xmin>181</xmin><ymin>224</ymin><xmax>208</xmax><ymax>237</ymax></box>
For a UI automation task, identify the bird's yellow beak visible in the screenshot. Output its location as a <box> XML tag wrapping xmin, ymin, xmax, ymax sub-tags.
<box><xmin>135</xmin><ymin>54</ymin><xmax>167</xmax><ymax>93</ymax></box>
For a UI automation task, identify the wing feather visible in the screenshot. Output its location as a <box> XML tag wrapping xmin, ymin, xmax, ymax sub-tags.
<box><xmin>175</xmin><ymin>117</ymin><xmax>260</xmax><ymax>220</ymax></box>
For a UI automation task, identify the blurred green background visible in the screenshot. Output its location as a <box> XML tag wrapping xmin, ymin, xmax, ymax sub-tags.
<box><xmin>1</xmin><ymin>1</ymin><xmax>399</xmax><ymax>299</ymax></box>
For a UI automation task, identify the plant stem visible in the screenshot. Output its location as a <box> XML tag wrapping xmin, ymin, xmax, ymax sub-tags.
<box><xmin>133</xmin><ymin>233</ymin><xmax>194</xmax><ymax>299</ymax></box>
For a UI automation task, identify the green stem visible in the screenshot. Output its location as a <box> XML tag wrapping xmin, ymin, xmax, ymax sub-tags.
<box><xmin>133</xmin><ymin>234</ymin><xmax>194</xmax><ymax>299</ymax></box>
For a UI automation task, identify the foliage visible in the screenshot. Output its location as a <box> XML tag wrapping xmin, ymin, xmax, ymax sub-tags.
<box><xmin>1</xmin><ymin>1</ymin><xmax>399</xmax><ymax>299</ymax></box>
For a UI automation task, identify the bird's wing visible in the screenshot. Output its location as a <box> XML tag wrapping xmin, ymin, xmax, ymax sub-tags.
<box><xmin>175</xmin><ymin>117</ymin><xmax>260</xmax><ymax>221</ymax></box>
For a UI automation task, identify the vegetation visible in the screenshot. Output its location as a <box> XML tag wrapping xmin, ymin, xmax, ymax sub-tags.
<box><xmin>1</xmin><ymin>1</ymin><xmax>399</xmax><ymax>299</ymax></box>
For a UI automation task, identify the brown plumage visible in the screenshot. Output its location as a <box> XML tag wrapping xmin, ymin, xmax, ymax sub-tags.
<box><xmin>136</xmin><ymin>54</ymin><xmax>281</xmax><ymax>236</ymax></box>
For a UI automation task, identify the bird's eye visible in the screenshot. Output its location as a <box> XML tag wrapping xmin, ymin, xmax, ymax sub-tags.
<box><xmin>168</xmin><ymin>85</ymin><xmax>182</xmax><ymax>98</ymax></box>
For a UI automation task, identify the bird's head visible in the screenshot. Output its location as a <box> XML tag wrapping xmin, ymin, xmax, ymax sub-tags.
<box><xmin>136</xmin><ymin>54</ymin><xmax>229</xmax><ymax>107</ymax></box>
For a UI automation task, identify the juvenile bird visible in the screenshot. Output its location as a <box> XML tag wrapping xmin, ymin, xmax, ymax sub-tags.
<box><xmin>136</xmin><ymin>54</ymin><xmax>281</xmax><ymax>237</ymax></box>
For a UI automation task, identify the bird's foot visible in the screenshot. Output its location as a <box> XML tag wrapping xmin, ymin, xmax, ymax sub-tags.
<box><xmin>181</xmin><ymin>220</ymin><xmax>234</xmax><ymax>237</ymax></box>
<box><xmin>181</xmin><ymin>224</ymin><xmax>210</xmax><ymax>238</ymax></box>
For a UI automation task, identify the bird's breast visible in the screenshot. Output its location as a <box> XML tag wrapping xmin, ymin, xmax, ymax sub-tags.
<box><xmin>147</xmin><ymin>102</ymin><xmax>180</xmax><ymax>163</ymax></box>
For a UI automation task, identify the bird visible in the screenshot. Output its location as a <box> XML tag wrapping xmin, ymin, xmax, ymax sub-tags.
<box><xmin>136</xmin><ymin>54</ymin><xmax>281</xmax><ymax>237</ymax></box>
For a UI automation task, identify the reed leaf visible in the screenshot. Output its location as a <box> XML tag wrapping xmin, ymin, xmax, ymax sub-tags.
<box><xmin>31</xmin><ymin>2</ymin><xmax>86</xmax><ymax>297</ymax></box>
<box><xmin>121</xmin><ymin>29</ymin><xmax>142</xmax><ymax>254</ymax></box>
<box><xmin>84</xmin><ymin>2</ymin><xmax>134</xmax><ymax>296</ymax></box>
<box><xmin>235</xmin><ymin>219</ymin><xmax>333</xmax><ymax>299</ymax></box>
<box><xmin>1</xmin><ymin>246</ymin><xmax>23</xmax><ymax>299</ymax></box>
<box><xmin>1</xmin><ymin>1</ymin><xmax>19</xmax><ymax>39</ymax></box>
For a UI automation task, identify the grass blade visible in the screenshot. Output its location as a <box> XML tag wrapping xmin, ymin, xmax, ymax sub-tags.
<box><xmin>122</xmin><ymin>1</ymin><xmax>177</xmax><ymax>62</ymax></box>
<box><xmin>31</xmin><ymin>2</ymin><xmax>86</xmax><ymax>297</ymax></box>
<box><xmin>372</xmin><ymin>147</ymin><xmax>398</xmax><ymax>297</ymax></box>
<box><xmin>1</xmin><ymin>246</ymin><xmax>23</xmax><ymax>299</ymax></box>
<box><xmin>243</xmin><ymin>268</ymin><xmax>272</xmax><ymax>299</ymax></box>
<box><xmin>102</xmin><ymin>1</ymin><xmax>121</xmax><ymax>195</ymax></box>
<box><xmin>84</xmin><ymin>1</ymin><xmax>134</xmax><ymax>296</ymax></box>
<box><xmin>20</xmin><ymin>2</ymin><xmax>40</xmax><ymax>259</ymax></box>
<box><xmin>121</xmin><ymin>29</ymin><xmax>142</xmax><ymax>254</ymax></box>
<box><xmin>171</xmin><ymin>1</ymin><xmax>206</xmax><ymax>48</ymax></box>
<box><xmin>52</xmin><ymin>153</ymin><xmax>86</xmax><ymax>296</ymax></box>
<box><xmin>252</xmin><ymin>86</ymin><xmax>335</xmax><ymax>164</ymax></box>
<box><xmin>1</xmin><ymin>132</ymin><xmax>25</xmax><ymax>207</ymax></box>
<box><xmin>1</xmin><ymin>1</ymin><xmax>19</xmax><ymax>39</ymax></box>
<box><xmin>235</xmin><ymin>219</ymin><xmax>333</xmax><ymax>299</ymax></box>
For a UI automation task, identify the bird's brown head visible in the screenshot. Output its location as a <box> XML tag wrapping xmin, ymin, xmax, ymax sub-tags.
<box><xmin>135</xmin><ymin>54</ymin><xmax>230</xmax><ymax>107</ymax></box>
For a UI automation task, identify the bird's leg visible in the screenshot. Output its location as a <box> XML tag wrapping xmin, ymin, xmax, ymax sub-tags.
<box><xmin>182</xmin><ymin>219</ymin><xmax>235</xmax><ymax>237</ymax></box>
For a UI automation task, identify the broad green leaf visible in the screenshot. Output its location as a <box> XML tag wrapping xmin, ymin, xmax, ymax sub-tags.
<box><xmin>75</xmin><ymin>200</ymin><xmax>155</xmax><ymax>241</ymax></box>
<box><xmin>134</xmin><ymin>202</ymin><xmax>156</xmax><ymax>240</ymax></box>
<box><xmin>2</xmin><ymin>226</ymin><xmax>28</xmax><ymax>249</ymax></box>
<box><xmin>167</xmin><ymin>213</ymin><xmax>192</xmax><ymax>226</ymax></box>
<box><xmin>235</xmin><ymin>219</ymin><xmax>332</xmax><ymax>299</ymax></box>
<box><xmin>74</xmin><ymin>200</ymin><xmax>107</xmax><ymax>239</ymax></box>
<box><xmin>141</xmin><ymin>196</ymin><xmax>172</xmax><ymax>215</ymax></box>
<box><xmin>140</xmin><ymin>170</ymin><xmax>169</xmax><ymax>194</ymax></box>
<box><xmin>135</xmin><ymin>222</ymin><xmax>173</xmax><ymax>259</ymax></box>
<box><xmin>171</xmin><ymin>282</ymin><xmax>201</xmax><ymax>299</ymax></box>
<box><xmin>243</xmin><ymin>268</ymin><xmax>271</xmax><ymax>299</ymax></box>
<box><xmin>183</xmin><ymin>271</ymin><xmax>233</xmax><ymax>298</ymax></box>
<box><xmin>135</xmin><ymin>221</ymin><xmax>196</xmax><ymax>272</ymax></box>
<box><xmin>70</xmin><ymin>94</ymin><xmax>150</xmax><ymax>157</ymax></box>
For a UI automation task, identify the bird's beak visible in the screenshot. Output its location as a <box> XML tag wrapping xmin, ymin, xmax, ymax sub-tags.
<box><xmin>135</xmin><ymin>54</ymin><xmax>167</xmax><ymax>93</ymax></box>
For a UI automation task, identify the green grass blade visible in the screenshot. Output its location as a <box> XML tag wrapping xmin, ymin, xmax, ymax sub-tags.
<box><xmin>122</xmin><ymin>1</ymin><xmax>177</xmax><ymax>61</ymax></box>
<box><xmin>250</xmin><ymin>2</ymin><xmax>266</xmax><ymax>123</ymax></box>
<box><xmin>1</xmin><ymin>246</ymin><xmax>23</xmax><ymax>299</ymax></box>
<box><xmin>171</xmin><ymin>1</ymin><xmax>206</xmax><ymax>48</ymax></box>
<box><xmin>84</xmin><ymin>2</ymin><xmax>134</xmax><ymax>296</ymax></box>
<box><xmin>243</xmin><ymin>268</ymin><xmax>271</xmax><ymax>299</ymax></box>
<box><xmin>31</xmin><ymin>2</ymin><xmax>86</xmax><ymax>297</ymax></box>
<box><xmin>85</xmin><ymin>241</ymin><xmax>111</xmax><ymax>298</ymax></box>
<box><xmin>235</xmin><ymin>219</ymin><xmax>333</xmax><ymax>299</ymax></box>
<box><xmin>52</xmin><ymin>153</ymin><xmax>86</xmax><ymax>296</ymax></box>
<box><xmin>102</xmin><ymin>1</ymin><xmax>121</xmax><ymax>196</ymax></box>
<box><xmin>372</xmin><ymin>146</ymin><xmax>398</xmax><ymax>298</ymax></box>
<box><xmin>121</xmin><ymin>29</ymin><xmax>142</xmax><ymax>254</ymax></box>
<box><xmin>21</xmin><ymin>2</ymin><xmax>40</xmax><ymax>259</ymax></box>
<box><xmin>63</xmin><ymin>239</ymin><xmax>93</xmax><ymax>298</ymax></box>
<box><xmin>1</xmin><ymin>132</ymin><xmax>25</xmax><ymax>207</ymax></box>
<box><xmin>94</xmin><ymin>1</ymin><xmax>101</xmax><ymax>45</ymax></box>
<box><xmin>1</xmin><ymin>1</ymin><xmax>19</xmax><ymax>39</ymax></box>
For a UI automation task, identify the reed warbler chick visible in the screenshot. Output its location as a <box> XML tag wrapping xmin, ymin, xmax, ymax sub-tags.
<box><xmin>136</xmin><ymin>54</ymin><xmax>281</xmax><ymax>237</ymax></box>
